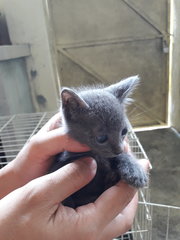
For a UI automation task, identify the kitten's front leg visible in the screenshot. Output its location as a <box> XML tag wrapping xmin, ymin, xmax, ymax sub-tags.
<box><xmin>115</xmin><ymin>153</ymin><xmax>148</xmax><ymax>188</ymax></box>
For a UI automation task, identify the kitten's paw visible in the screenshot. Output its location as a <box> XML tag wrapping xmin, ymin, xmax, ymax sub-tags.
<box><xmin>121</xmin><ymin>163</ymin><xmax>148</xmax><ymax>188</ymax></box>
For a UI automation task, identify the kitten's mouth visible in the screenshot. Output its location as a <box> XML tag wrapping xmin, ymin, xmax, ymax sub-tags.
<box><xmin>92</xmin><ymin>149</ymin><xmax>122</xmax><ymax>158</ymax></box>
<box><xmin>108</xmin><ymin>148</ymin><xmax>123</xmax><ymax>157</ymax></box>
<box><xmin>109</xmin><ymin>153</ymin><xmax>121</xmax><ymax>158</ymax></box>
<box><xmin>102</xmin><ymin>152</ymin><xmax>120</xmax><ymax>158</ymax></box>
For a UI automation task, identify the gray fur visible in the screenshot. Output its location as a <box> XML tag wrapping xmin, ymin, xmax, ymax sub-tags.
<box><xmin>50</xmin><ymin>75</ymin><xmax>148</xmax><ymax>208</ymax></box>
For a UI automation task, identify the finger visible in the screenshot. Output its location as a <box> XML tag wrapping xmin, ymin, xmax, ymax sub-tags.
<box><xmin>27</xmin><ymin>158</ymin><xmax>97</xmax><ymax>204</ymax></box>
<box><xmin>92</xmin><ymin>158</ymin><xmax>149</xmax><ymax>230</ymax></box>
<box><xmin>30</xmin><ymin>128</ymin><xmax>90</xmax><ymax>158</ymax></box>
<box><xmin>137</xmin><ymin>158</ymin><xmax>152</xmax><ymax>172</ymax></box>
<box><xmin>123</xmin><ymin>140</ymin><xmax>131</xmax><ymax>153</ymax></box>
<box><xmin>99</xmin><ymin>193</ymin><xmax>138</xmax><ymax>240</ymax></box>
<box><xmin>38</xmin><ymin>113</ymin><xmax>62</xmax><ymax>133</ymax></box>
<box><xmin>93</xmin><ymin>159</ymin><xmax>149</xmax><ymax>231</ymax></box>
<box><xmin>93</xmin><ymin>182</ymin><xmax>137</xmax><ymax>229</ymax></box>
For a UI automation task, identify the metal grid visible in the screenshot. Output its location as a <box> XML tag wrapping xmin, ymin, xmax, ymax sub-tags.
<box><xmin>0</xmin><ymin>112</ymin><xmax>179</xmax><ymax>240</ymax></box>
<box><xmin>0</xmin><ymin>112</ymin><xmax>148</xmax><ymax>166</ymax></box>
<box><xmin>0</xmin><ymin>112</ymin><xmax>55</xmax><ymax>166</ymax></box>
<box><xmin>136</xmin><ymin>202</ymin><xmax>180</xmax><ymax>240</ymax></box>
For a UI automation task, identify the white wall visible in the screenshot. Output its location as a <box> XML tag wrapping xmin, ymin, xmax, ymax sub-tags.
<box><xmin>3</xmin><ymin>0</ymin><xmax>60</xmax><ymax>112</ymax></box>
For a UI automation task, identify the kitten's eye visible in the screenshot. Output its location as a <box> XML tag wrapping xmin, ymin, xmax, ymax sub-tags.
<box><xmin>96</xmin><ymin>135</ymin><xmax>108</xmax><ymax>144</ymax></box>
<box><xmin>122</xmin><ymin>128</ymin><xmax>128</xmax><ymax>136</ymax></box>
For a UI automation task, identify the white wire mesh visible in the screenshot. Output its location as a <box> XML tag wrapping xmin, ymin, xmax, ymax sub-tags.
<box><xmin>0</xmin><ymin>112</ymin><xmax>179</xmax><ymax>240</ymax></box>
<box><xmin>0</xmin><ymin>112</ymin><xmax>55</xmax><ymax>165</ymax></box>
<box><xmin>138</xmin><ymin>202</ymin><xmax>180</xmax><ymax>240</ymax></box>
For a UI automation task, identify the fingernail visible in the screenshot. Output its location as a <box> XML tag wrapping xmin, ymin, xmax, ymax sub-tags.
<box><xmin>149</xmin><ymin>162</ymin><xmax>153</xmax><ymax>170</ymax></box>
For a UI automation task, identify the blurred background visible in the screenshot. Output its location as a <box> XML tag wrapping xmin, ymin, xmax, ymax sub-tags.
<box><xmin>0</xmin><ymin>0</ymin><xmax>179</xmax><ymax>239</ymax></box>
<box><xmin>0</xmin><ymin>0</ymin><xmax>179</xmax><ymax>130</ymax></box>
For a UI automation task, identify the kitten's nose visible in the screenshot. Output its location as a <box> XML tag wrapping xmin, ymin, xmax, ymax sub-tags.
<box><xmin>113</xmin><ymin>146</ymin><xmax>123</xmax><ymax>155</ymax></box>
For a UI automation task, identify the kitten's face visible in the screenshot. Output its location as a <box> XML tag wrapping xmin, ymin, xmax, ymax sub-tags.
<box><xmin>64</xmin><ymin>93</ymin><xmax>128</xmax><ymax>157</ymax></box>
<box><xmin>61</xmin><ymin>76</ymin><xmax>139</xmax><ymax>157</ymax></box>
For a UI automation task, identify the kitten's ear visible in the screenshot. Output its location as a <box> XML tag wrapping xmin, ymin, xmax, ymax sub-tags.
<box><xmin>61</xmin><ymin>88</ymin><xmax>89</xmax><ymax>119</ymax></box>
<box><xmin>106</xmin><ymin>75</ymin><xmax>140</xmax><ymax>103</ymax></box>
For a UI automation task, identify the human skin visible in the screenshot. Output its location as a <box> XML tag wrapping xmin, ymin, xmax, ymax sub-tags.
<box><xmin>0</xmin><ymin>114</ymin><xmax>150</xmax><ymax>240</ymax></box>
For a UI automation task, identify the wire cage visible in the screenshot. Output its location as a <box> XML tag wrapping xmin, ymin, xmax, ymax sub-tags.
<box><xmin>0</xmin><ymin>112</ymin><xmax>179</xmax><ymax>240</ymax></box>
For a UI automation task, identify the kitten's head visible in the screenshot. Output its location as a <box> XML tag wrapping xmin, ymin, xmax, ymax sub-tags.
<box><xmin>61</xmin><ymin>76</ymin><xmax>139</xmax><ymax>157</ymax></box>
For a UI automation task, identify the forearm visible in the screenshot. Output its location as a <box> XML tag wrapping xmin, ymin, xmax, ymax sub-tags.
<box><xmin>0</xmin><ymin>161</ymin><xmax>23</xmax><ymax>199</ymax></box>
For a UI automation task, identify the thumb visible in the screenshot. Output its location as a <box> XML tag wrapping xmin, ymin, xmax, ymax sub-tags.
<box><xmin>28</xmin><ymin>158</ymin><xmax>97</xmax><ymax>204</ymax></box>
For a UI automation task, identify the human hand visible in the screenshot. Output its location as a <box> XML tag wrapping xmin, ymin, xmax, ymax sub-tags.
<box><xmin>0</xmin><ymin>113</ymin><xmax>90</xmax><ymax>197</ymax></box>
<box><xmin>0</xmin><ymin>112</ymin><xmax>151</xmax><ymax>239</ymax></box>
<box><xmin>0</xmin><ymin>157</ymin><xmax>149</xmax><ymax>240</ymax></box>
<box><xmin>0</xmin><ymin>113</ymin><xmax>134</xmax><ymax>197</ymax></box>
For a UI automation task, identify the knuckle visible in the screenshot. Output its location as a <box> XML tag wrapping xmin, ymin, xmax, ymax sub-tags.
<box><xmin>28</xmin><ymin>135</ymin><xmax>39</xmax><ymax>149</ymax></box>
<box><xmin>28</xmin><ymin>134</ymin><xmax>38</xmax><ymax>144</ymax></box>
<box><xmin>28</xmin><ymin>134</ymin><xmax>43</xmax><ymax>152</ymax></box>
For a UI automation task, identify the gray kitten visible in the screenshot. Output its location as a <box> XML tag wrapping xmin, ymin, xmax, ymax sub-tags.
<box><xmin>50</xmin><ymin>76</ymin><xmax>148</xmax><ymax>208</ymax></box>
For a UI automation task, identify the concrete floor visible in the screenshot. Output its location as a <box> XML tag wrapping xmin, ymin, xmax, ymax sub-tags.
<box><xmin>136</xmin><ymin>128</ymin><xmax>180</xmax><ymax>240</ymax></box>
